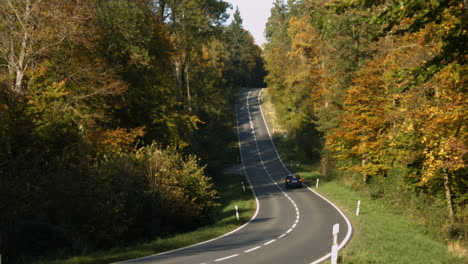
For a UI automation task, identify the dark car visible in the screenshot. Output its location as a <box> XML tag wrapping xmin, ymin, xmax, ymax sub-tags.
<box><xmin>285</xmin><ymin>174</ymin><xmax>303</xmax><ymax>188</ymax></box>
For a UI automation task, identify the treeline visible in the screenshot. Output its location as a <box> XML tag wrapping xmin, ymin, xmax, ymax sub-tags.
<box><xmin>264</xmin><ymin>0</ymin><xmax>466</xmax><ymax>244</ymax></box>
<box><xmin>0</xmin><ymin>0</ymin><xmax>264</xmax><ymax>262</ymax></box>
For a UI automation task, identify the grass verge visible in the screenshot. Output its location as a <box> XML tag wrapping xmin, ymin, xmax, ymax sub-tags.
<box><xmin>261</xmin><ymin>88</ymin><xmax>465</xmax><ymax>263</ymax></box>
<box><xmin>297</xmin><ymin>168</ymin><xmax>464</xmax><ymax>263</ymax></box>
<box><xmin>35</xmin><ymin>173</ymin><xmax>256</xmax><ymax>264</ymax></box>
<box><xmin>283</xmin><ymin>150</ymin><xmax>465</xmax><ymax>263</ymax></box>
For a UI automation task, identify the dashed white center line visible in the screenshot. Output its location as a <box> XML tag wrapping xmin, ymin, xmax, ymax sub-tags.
<box><xmin>213</xmin><ymin>90</ymin><xmax>300</xmax><ymax>264</ymax></box>
<box><xmin>264</xmin><ymin>239</ymin><xmax>276</xmax><ymax>246</ymax></box>
<box><xmin>244</xmin><ymin>246</ymin><xmax>261</xmax><ymax>253</ymax></box>
<box><xmin>210</xmin><ymin>89</ymin><xmax>353</xmax><ymax>264</ymax></box>
<box><xmin>214</xmin><ymin>254</ymin><xmax>239</xmax><ymax>262</ymax></box>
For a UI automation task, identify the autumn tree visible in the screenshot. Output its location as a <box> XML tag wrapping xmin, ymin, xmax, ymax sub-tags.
<box><xmin>160</xmin><ymin>0</ymin><xmax>229</xmax><ymax>111</ymax></box>
<box><xmin>264</xmin><ymin>0</ymin><xmax>466</xmax><ymax>243</ymax></box>
<box><xmin>0</xmin><ymin>0</ymin><xmax>74</xmax><ymax>95</ymax></box>
<box><xmin>223</xmin><ymin>7</ymin><xmax>264</xmax><ymax>88</ymax></box>
<box><xmin>0</xmin><ymin>0</ymin><xmax>243</xmax><ymax>262</ymax></box>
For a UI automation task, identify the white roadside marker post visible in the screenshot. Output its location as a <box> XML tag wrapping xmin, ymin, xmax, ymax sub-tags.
<box><xmin>235</xmin><ymin>205</ymin><xmax>239</xmax><ymax>221</ymax></box>
<box><xmin>331</xmin><ymin>223</ymin><xmax>340</xmax><ymax>264</ymax></box>
<box><xmin>241</xmin><ymin>181</ymin><xmax>246</xmax><ymax>192</ymax></box>
<box><xmin>316</xmin><ymin>178</ymin><xmax>320</xmax><ymax>188</ymax></box>
<box><xmin>333</xmin><ymin>223</ymin><xmax>339</xmax><ymax>245</ymax></box>
<box><xmin>356</xmin><ymin>200</ymin><xmax>361</xmax><ymax>216</ymax></box>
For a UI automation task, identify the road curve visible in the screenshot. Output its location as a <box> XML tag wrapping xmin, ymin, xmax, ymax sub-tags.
<box><xmin>116</xmin><ymin>88</ymin><xmax>352</xmax><ymax>264</ymax></box>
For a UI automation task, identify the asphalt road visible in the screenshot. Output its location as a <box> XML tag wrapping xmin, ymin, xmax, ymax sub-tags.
<box><xmin>117</xmin><ymin>88</ymin><xmax>352</xmax><ymax>264</ymax></box>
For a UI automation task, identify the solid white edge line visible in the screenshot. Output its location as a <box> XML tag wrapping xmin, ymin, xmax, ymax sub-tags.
<box><xmin>214</xmin><ymin>254</ymin><xmax>239</xmax><ymax>262</ymax></box>
<box><xmin>247</xmin><ymin>88</ymin><xmax>301</xmax><ymax>221</ymax></box>
<box><xmin>257</xmin><ymin>88</ymin><xmax>354</xmax><ymax>264</ymax></box>
<box><xmin>113</xmin><ymin>90</ymin><xmax>261</xmax><ymax>264</ymax></box>
<box><xmin>244</xmin><ymin>246</ymin><xmax>261</xmax><ymax>253</ymax></box>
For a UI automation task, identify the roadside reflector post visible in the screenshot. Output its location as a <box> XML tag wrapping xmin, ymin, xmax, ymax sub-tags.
<box><xmin>331</xmin><ymin>223</ymin><xmax>340</xmax><ymax>264</ymax></box>
<box><xmin>333</xmin><ymin>223</ymin><xmax>340</xmax><ymax>245</ymax></box>
<box><xmin>241</xmin><ymin>181</ymin><xmax>246</xmax><ymax>192</ymax></box>
<box><xmin>235</xmin><ymin>205</ymin><xmax>239</xmax><ymax>221</ymax></box>
<box><xmin>356</xmin><ymin>200</ymin><xmax>361</xmax><ymax>216</ymax></box>
<box><xmin>316</xmin><ymin>178</ymin><xmax>320</xmax><ymax>188</ymax></box>
<box><xmin>331</xmin><ymin>244</ymin><xmax>338</xmax><ymax>264</ymax></box>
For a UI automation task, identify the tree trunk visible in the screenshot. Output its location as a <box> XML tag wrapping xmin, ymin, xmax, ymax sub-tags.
<box><xmin>184</xmin><ymin>60</ymin><xmax>192</xmax><ymax>112</ymax></box>
<box><xmin>443</xmin><ymin>170</ymin><xmax>455</xmax><ymax>222</ymax></box>
<box><xmin>156</xmin><ymin>0</ymin><xmax>166</xmax><ymax>23</ymax></box>
<box><xmin>320</xmin><ymin>156</ymin><xmax>329</xmax><ymax>177</ymax></box>
<box><xmin>14</xmin><ymin>29</ymin><xmax>27</xmax><ymax>94</ymax></box>
<box><xmin>362</xmin><ymin>153</ymin><xmax>370</xmax><ymax>184</ymax></box>
<box><xmin>7</xmin><ymin>0</ymin><xmax>34</xmax><ymax>95</ymax></box>
<box><xmin>175</xmin><ymin>59</ymin><xmax>182</xmax><ymax>92</ymax></box>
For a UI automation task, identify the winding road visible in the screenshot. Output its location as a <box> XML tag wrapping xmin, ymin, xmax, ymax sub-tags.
<box><xmin>117</xmin><ymin>88</ymin><xmax>352</xmax><ymax>264</ymax></box>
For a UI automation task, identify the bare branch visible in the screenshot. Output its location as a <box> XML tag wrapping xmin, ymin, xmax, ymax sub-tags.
<box><xmin>6</xmin><ymin>0</ymin><xmax>26</xmax><ymax>31</ymax></box>
<box><xmin>388</xmin><ymin>44</ymin><xmax>419</xmax><ymax>51</ymax></box>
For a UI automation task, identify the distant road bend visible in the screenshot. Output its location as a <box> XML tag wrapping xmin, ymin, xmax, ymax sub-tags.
<box><xmin>117</xmin><ymin>88</ymin><xmax>352</xmax><ymax>264</ymax></box>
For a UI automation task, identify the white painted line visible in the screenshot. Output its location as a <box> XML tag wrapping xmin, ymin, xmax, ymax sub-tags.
<box><xmin>245</xmin><ymin>89</ymin><xmax>305</xmax><ymax>256</ymax></box>
<box><xmin>306</xmin><ymin>186</ymin><xmax>353</xmax><ymax>251</ymax></box>
<box><xmin>264</xmin><ymin>239</ymin><xmax>276</xmax><ymax>246</ymax></box>
<box><xmin>257</xmin><ymin>89</ymin><xmax>354</xmax><ymax>264</ymax></box>
<box><xmin>244</xmin><ymin>246</ymin><xmax>261</xmax><ymax>253</ymax></box>
<box><xmin>214</xmin><ymin>254</ymin><xmax>239</xmax><ymax>262</ymax></box>
<box><xmin>278</xmin><ymin>234</ymin><xmax>286</xmax><ymax>239</ymax></box>
<box><xmin>115</xmin><ymin>91</ymin><xmax>262</xmax><ymax>264</ymax></box>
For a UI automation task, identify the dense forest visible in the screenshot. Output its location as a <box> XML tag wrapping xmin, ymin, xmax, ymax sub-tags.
<box><xmin>264</xmin><ymin>0</ymin><xmax>466</xmax><ymax>250</ymax></box>
<box><xmin>0</xmin><ymin>0</ymin><xmax>264</xmax><ymax>262</ymax></box>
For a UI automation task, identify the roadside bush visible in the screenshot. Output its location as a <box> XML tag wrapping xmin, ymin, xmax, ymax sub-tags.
<box><xmin>136</xmin><ymin>143</ymin><xmax>219</xmax><ymax>228</ymax></box>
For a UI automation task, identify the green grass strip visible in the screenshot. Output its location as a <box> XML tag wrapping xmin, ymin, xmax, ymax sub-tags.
<box><xmin>261</xmin><ymin>88</ymin><xmax>465</xmax><ymax>263</ymax></box>
<box><xmin>297</xmin><ymin>169</ymin><xmax>465</xmax><ymax>264</ymax></box>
